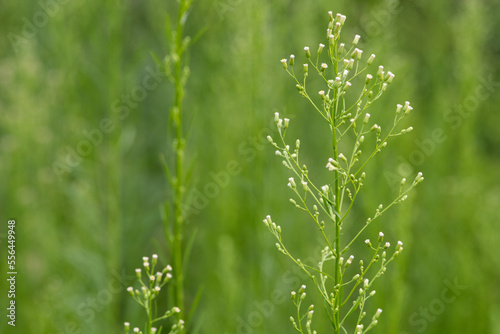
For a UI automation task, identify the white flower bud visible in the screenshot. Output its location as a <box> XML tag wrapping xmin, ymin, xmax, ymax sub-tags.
<box><xmin>367</xmin><ymin>53</ymin><xmax>376</xmax><ymax>65</ymax></box>
<box><xmin>363</xmin><ymin>113</ymin><xmax>370</xmax><ymax>124</ymax></box>
<box><xmin>304</xmin><ymin>47</ymin><xmax>311</xmax><ymax>58</ymax></box>
<box><xmin>280</xmin><ymin>59</ymin><xmax>287</xmax><ymax>69</ymax></box>
<box><xmin>377</xmin><ymin>65</ymin><xmax>384</xmax><ymax>80</ymax></box>
<box><xmin>352</xmin><ymin>34</ymin><xmax>361</xmax><ymax>45</ymax></box>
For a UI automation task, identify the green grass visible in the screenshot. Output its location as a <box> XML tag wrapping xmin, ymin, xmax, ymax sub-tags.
<box><xmin>1</xmin><ymin>1</ymin><xmax>500</xmax><ymax>333</ymax></box>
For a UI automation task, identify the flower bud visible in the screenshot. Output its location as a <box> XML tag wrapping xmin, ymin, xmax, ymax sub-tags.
<box><xmin>378</xmin><ymin>232</ymin><xmax>384</xmax><ymax>242</ymax></box>
<box><xmin>319</xmin><ymin>90</ymin><xmax>326</xmax><ymax>100</ymax></box>
<box><xmin>352</xmin><ymin>34</ymin><xmax>361</xmax><ymax>45</ymax></box>
<box><xmin>328</xmin><ymin>11</ymin><xmax>334</xmax><ymax>21</ymax></box>
<box><xmin>329</xmin><ymin>34</ymin><xmax>335</xmax><ymax>45</ymax></box>
<box><xmin>343</xmin><ymin>82</ymin><xmax>351</xmax><ymax>91</ymax></box>
<box><xmin>284</xmin><ymin>118</ymin><xmax>290</xmax><ymax>129</ymax></box>
<box><xmin>365</xmin><ymin>74</ymin><xmax>373</xmax><ymax>85</ymax></box>
<box><xmin>367</xmin><ymin>53</ymin><xmax>376</xmax><ymax>65</ymax></box>
<box><xmin>386</xmin><ymin>71</ymin><xmax>395</xmax><ymax>84</ymax></box>
<box><xmin>377</xmin><ymin>65</ymin><xmax>384</xmax><ymax>80</ymax></box>
<box><xmin>318</xmin><ymin>43</ymin><xmax>325</xmax><ymax>55</ymax></box>
<box><xmin>334</xmin><ymin>76</ymin><xmax>341</xmax><ymax>88</ymax></box>
<box><xmin>348</xmin><ymin>58</ymin><xmax>354</xmax><ymax>70</ymax></box>
<box><xmin>338</xmin><ymin>43</ymin><xmax>345</xmax><ymax>55</ymax></box>
<box><xmin>363</xmin><ymin>113</ymin><xmax>370</xmax><ymax>124</ymax></box>
<box><xmin>396</xmin><ymin>104</ymin><xmax>402</xmax><ymax>115</ymax></box>
<box><xmin>280</xmin><ymin>59</ymin><xmax>287</xmax><ymax>70</ymax></box>
<box><xmin>304</xmin><ymin>47</ymin><xmax>311</xmax><ymax>58</ymax></box>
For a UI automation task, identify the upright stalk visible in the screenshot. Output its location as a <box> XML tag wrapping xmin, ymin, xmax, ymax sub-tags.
<box><xmin>331</xmin><ymin>43</ymin><xmax>341</xmax><ymax>334</ymax></box>
<box><xmin>165</xmin><ymin>1</ymin><xmax>193</xmax><ymax>331</ymax></box>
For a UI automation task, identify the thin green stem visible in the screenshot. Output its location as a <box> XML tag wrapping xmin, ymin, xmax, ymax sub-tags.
<box><xmin>168</xmin><ymin>1</ymin><xmax>192</xmax><ymax>331</ymax></box>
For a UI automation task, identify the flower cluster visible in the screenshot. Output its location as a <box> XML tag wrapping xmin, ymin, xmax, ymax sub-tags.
<box><xmin>124</xmin><ymin>255</ymin><xmax>184</xmax><ymax>334</ymax></box>
<box><xmin>265</xmin><ymin>11</ymin><xmax>423</xmax><ymax>334</ymax></box>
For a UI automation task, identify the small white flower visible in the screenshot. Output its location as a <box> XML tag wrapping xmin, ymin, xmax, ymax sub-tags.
<box><xmin>367</xmin><ymin>53</ymin><xmax>376</xmax><ymax>65</ymax></box>
<box><xmin>352</xmin><ymin>34</ymin><xmax>361</xmax><ymax>45</ymax></box>
<box><xmin>363</xmin><ymin>113</ymin><xmax>371</xmax><ymax>124</ymax></box>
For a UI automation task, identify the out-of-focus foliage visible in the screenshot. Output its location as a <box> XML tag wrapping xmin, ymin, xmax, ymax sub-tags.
<box><xmin>0</xmin><ymin>0</ymin><xmax>499</xmax><ymax>333</ymax></box>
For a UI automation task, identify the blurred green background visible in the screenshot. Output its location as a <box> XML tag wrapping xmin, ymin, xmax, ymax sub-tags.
<box><xmin>1</xmin><ymin>0</ymin><xmax>500</xmax><ymax>333</ymax></box>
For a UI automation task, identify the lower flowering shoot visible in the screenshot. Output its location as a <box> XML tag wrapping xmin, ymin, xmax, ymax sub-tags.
<box><xmin>124</xmin><ymin>254</ymin><xmax>184</xmax><ymax>334</ymax></box>
<box><xmin>264</xmin><ymin>10</ymin><xmax>423</xmax><ymax>334</ymax></box>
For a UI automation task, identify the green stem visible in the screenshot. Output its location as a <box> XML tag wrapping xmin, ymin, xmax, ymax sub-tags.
<box><xmin>168</xmin><ymin>0</ymin><xmax>191</xmax><ymax>331</ymax></box>
<box><xmin>331</xmin><ymin>44</ymin><xmax>342</xmax><ymax>334</ymax></box>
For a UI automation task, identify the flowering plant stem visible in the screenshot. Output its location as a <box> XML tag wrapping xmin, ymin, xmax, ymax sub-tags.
<box><xmin>266</xmin><ymin>12</ymin><xmax>424</xmax><ymax>334</ymax></box>
<box><xmin>157</xmin><ymin>1</ymin><xmax>194</xmax><ymax>332</ymax></box>
<box><xmin>124</xmin><ymin>255</ymin><xmax>184</xmax><ymax>334</ymax></box>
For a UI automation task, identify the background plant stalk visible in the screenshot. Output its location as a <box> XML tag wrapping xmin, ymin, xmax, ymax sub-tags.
<box><xmin>166</xmin><ymin>0</ymin><xmax>193</xmax><ymax>332</ymax></box>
